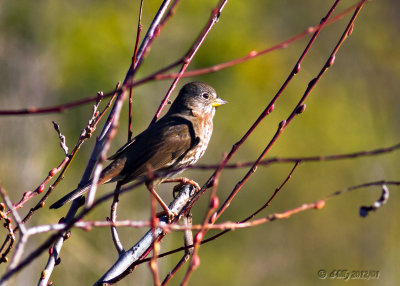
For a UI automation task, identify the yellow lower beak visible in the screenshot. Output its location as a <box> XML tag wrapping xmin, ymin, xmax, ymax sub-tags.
<box><xmin>211</xmin><ymin>98</ymin><xmax>228</xmax><ymax>107</ymax></box>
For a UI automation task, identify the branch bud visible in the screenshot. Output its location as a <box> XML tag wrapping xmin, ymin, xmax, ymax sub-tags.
<box><xmin>347</xmin><ymin>24</ymin><xmax>354</xmax><ymax>36</ymax></box>
<box><xmin>278</xmin><ymin>120</ymin><xmax>287</xmax><ymax>129</ymax></box>
<box><xmin>192</xmin><ymin>255</ymin><xmax>201</xmax><ymax>269</ymax></box>
<box><xmin>210</xmin><ymin>212</ymin><xmax>217</xmax><ymax>224</ymax></box>
<box><xmin>194</xmin><ymin>231</ymin><xmax>204</xmax><ymax>243</ymax></box>
<box><xmin>315</xmin><ymin>200</ymin><xmax>325</xmax><ymax>210</ymax></box>
<box><xmin>249</xmin><ymin>50</ymin><xmax>257</xmax><ymax>57</ymax></box>
<box><xmin>49</xmin><ymin>168</ymin><xmax>57</xmax><ymax>177</ymax></box>
<box><xmin>327</xmin><ymin>55</ymin><xmax>335</xmax><ymax>67</ymax></box>
<box><xmin>38</xmin><ymin>184</ymin><xmax>45</xmax><ymax>193</ymax></box>
<box><xmin>294</xmin><ymin>63</ymin><xmax>300</xmax><ymax>74</ymax></box>
<box><xmin>210</xmin><ymin>197</ymin><xmax>219</xmax><ymax>209</ymax></box>
<box><xmin>267</xmin><ymin>104</ymin><xmax>275</xmax><ymax>115</ymax></box>
<box><xmin>296</xmin><ymin>104</ymin><xmax>306</xmax><ymax>114</ymax></box>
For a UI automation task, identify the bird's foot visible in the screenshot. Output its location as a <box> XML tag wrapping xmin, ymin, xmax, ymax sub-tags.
<box><xmin>147</xmin><ymin>185</ymin><xmax>177</xmax><ymax>222</ymax></box>
<box><xmin>157</xmin><ymin>208</ymin><xmax>178</xmax><ymax>222</ymax></box>
<box><xmin>163</xmin><ymin>177</ymin><xmax>201</xmax><ymax>198</ymax></box>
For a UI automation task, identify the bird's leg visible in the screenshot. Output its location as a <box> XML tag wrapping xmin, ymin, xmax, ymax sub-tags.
<box><xmin>147</xmin><ymin>184</ymin><xmax>177</xmax><ymax>221</ymax></box>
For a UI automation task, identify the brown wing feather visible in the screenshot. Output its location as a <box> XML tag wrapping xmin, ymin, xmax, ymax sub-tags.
<box><xmin>101</xmin><ymin>115</ymin><xmax>197</xmax><ymax>185</ymax></box>
<box><xmin>107</xmin><ymin>137</ymin><xmax>136</xmax><ymax>160</ymax></box>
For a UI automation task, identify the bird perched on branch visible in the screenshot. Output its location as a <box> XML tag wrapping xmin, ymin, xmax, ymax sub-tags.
<box><xmin>50</xmin><ymin>81</ymin><xmax>227</xmax><ymax>217</ymax></box>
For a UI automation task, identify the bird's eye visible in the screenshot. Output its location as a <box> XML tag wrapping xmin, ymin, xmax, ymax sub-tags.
<box><xmin>201</xmin><ymin>93</ymin><xmax>210</xmax><ymax>99</ymax></box>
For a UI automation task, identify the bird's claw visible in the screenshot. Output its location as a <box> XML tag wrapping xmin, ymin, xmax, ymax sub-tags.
<box><xmin>167</xmin><ymin>209</ymin><xmax>178</xmax><ymax>222</ymax></box>
<box><xmin>169</xmin><ymin>178</ymin><xmax>200</xmax><ymax>198</ymax></box>
<box><xmin>157</xmin><ymin>209</ymin><xmax>178</xmax><ymax>222</ymax></box>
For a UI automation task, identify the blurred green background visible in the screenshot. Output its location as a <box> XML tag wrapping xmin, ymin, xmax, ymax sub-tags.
<box><xmin>0</xmin><ymin>0</ymin><xmax>399</xmax><ymax>285</ymax></box>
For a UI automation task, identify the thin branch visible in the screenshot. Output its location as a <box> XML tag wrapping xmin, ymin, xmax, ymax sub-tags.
<box><xmin>85</xmin><ymin>87</ymin><xmax>127</xmax><ymax>210</ymax></box>
<box><xmin>0</xmin><ymin>178</ymin><xmax>395</xmax><ymax>285</ymax></box>
<box><xmin>3</xmin><ymin>1</ymin><xmax>182</xmax><ymax>280</ymax></box>
<box><xmin>95</xmin><ymin>184</ymin><xmax>196</xmax><ymax>285</ymax></box>
<box><xmin>0</xmin><ymin>1</ymin><xmax>365</xmax><ymax>117</ymax></box>
<box><xmin>153</xmin><ymin>0</ymin><xmax>362</xmax><ymax>80</ymax></box>
<box><xmin>38</xmin><ymin>86</ymin><xmax>126</xmax><ymax>286</ymax></box>
<box><xmin>161</xmin><ymin>212</ymin><xmax>193</xmax><ymax>285</ymax></box>
<box><xmin>189</xmin><ymin>0</ymin><xmax>367</xmax><ymax>222</ymax></box>
<box><xmin>125</xmin><ymin>0</ymin><xmax>370</xmax><ymax>266</ymax></box>
<box><xmin>184</xmin><ymin>0</ymin><xmax>345</xmax><ymax>215</ymax></box>
<box><xmin>19</xmin><ymin>180</ymin><xmax>399</xmax><ymax>237</ymax></box>
<box><xmin>52</xmin><ymin>121</ymin><xmax>68</xmax><ymax>156</ymax></box>
<box><xmin>149</xmin><ymin>0</ymin><xmax>228</xmax><ymax>125</ymax></box>
<box><xmin>6</xmin><ymin>90</ymin><xmax>112</xmax><ymax>221</ymax></box>
<box><xmin>149</xmin><ymin>192</ymin><xmax>161</xmax><ymax>286</ymax></box>
<box><xmin>360</xmin><ymin>184</ymin><xmax>390</xmax><ymax>217</ymax></box>
<box><xmin>181</xmin><ymin>153</ymin><xmax>225</xmax><ymax>285</ymax></box>
<box><xmin>123</xmin><ymin>0</ymin><xmax>175</xmax><ymax>85</ymax></box>
<box><xmin>244</xmin><ymin>161</ymin><xmax>301</xmax><ymax>220</ymax></box>
<box><xmin>193</xmin><ymin>142</ymin><xmax>400</xmax><ymax>170</ymax></box>
<box><xmin>215</xmin><ymin>119</ymin><xmax>286</xmax><ymax>220</ymax></box>
<box><xmin>132</xmin><ymin>180</ymin><xmax>399</xmax><ymax>265</ymax></box>
<box><xmin>0</xmin><ymin>1</ymin><xmax>381</xmax><ymax>285</ymax></box>
<box><xmin>0</xmin><ymin>187</ymin><xmax>29</xmax><ymax>279</ymax></box>
<box><xmin>109</xmin><ymin>184</ymin><xmax>124</xmax><ymax>254</ymax></box>
<box><xmin>0</xmin><ymin>179</ymin><xmax>148</xmax><ymax>284</ymax></box>
<box><xmin>128</xmin><ymin>0</ymin><xmax>144</xmax><ymax>141</ymax></box>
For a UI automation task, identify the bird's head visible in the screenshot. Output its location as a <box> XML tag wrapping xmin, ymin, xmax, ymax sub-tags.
<box><xmin>168</xmin><ymin>81</ymin><xmax>227</xmax><ymax>117</ymax></box>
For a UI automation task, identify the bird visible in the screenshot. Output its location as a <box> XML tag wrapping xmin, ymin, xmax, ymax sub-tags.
<box><xmin>50</xmin><ymin>81</ymin><xmax>227</xmax><ymax>217</ymax></box>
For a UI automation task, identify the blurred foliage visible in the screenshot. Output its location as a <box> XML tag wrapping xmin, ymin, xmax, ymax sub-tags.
<box><xmin>0</xmin><ymin>0</ymin><xmax>399</xmax><ymax>285</ymax></box>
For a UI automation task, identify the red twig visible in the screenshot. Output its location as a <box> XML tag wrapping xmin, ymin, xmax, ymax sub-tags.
<box><xmin>214</xmin><ymin>0</ymin><xmax>367</xmax><ymax>222</ymax></box>
<box><xmin>180</xmin><ymin>154</ymin><xmax>225</xmax><ymax>285</ymax></box>
<box><xmin>244</xmin><ymin>162</ymin><xmax>300</xmax><ymax>220</ymax></box>
<box><xmin>193</xmin><ymin>142</ymin><xmax>400</xmax><ymax>170</ymax></box>
<box><xmin>154</xmin><ymin>0</ymin><xmax>364</xmax><ymax>81</ymax></box>
<box><xmin>0</xmin><ymin>1</ymin><xmax>376</xmax><ymax>284</ymax></box>
<box><xmin>0</xmin><ymin>187</ymin><xmax>30</xmax><ymax>274</ymax></box>
<box><xmin>149</xmin><ymin>0</ymin><xmax>228</xmax><ymax>125</ymax></box>
<box><xmin>11</xmin><ymin>0</ymin><xmax>180</xmax><ymax>277</ymax></box>
<box><xmin>8</xmin><ymin>157</ymin><xmax>69</xmax><ymax>215</ymax></box>
<box><xmin>123</xmin><ymin>0</ymin><xmax>174</xmax><ymax>85</ymax></box>
<box><xmin>37</xmin><ymin>86</ymin><xmax>121</xmax><ymax>285</ymax></box>
<box><xmin>161</xmin><ymin>212</ymin><xmax>192</xmax><ymax>285</ymax></box>
<box><xmin>134</xmin><ymin>179</ymin><xmax>399</xmax><ymax>265</ymax></box>
<box><xmin>135</xmin><ymin>0</ymin><xmax>368</xmax><ymax>268</ymax></box>
<box><xmin>149</xmin><ymin>193</ymin><xmax>161</xmax><ymax>286</ymax></box>
<box><xmin>0</xmin><ymin>0</ymin><xmax>364</xmax><ymax>117</ymax></box>
<box><xmin>186</xmin><ymin>1</ymin><xmax>341</xmax><ymax>224</ymax></box>
<box><xmin>128</xmin><ymin>0</ymin><xmax>144</xmax><ymax>141</ymax></box>
<box><xmin>12</xmin><ymin>87</ymin><xmax>118</xmax><ymax>224</ymax></box>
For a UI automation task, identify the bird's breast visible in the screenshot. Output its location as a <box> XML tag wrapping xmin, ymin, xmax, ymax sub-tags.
<box><xmin>179</xmin><ymin>117</ymin><xmax>213</xmax><ymax>167</ymax></box>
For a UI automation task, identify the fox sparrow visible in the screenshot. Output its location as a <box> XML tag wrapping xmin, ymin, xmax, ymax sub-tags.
<box><xmin>50</xmin><ymin>81</ymin><xmax>227</xmax><ymax>215</ymax></box>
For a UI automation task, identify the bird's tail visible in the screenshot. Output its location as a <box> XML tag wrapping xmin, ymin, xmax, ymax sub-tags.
<box><xmin>49</xmin><ymin>182</ymin><xmax>92</xmax><ymax>209</ymax></box>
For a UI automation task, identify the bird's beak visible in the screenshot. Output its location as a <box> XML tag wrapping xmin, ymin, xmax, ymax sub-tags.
<box><xmin>211</xmin><ymin>97</ymin><xmax>228</xmax><ymax>107</ymax></box>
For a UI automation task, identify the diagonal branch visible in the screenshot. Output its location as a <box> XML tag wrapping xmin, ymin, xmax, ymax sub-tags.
<box><xmin>0</xmin><ymin>0</ymin><xmax>366</xmax><ymax>117</ymax></box>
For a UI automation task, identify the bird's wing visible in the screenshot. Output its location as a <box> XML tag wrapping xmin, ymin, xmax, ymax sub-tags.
<box><xmin>105</xmin><ymin>115</ymin><xmax>198</xmax><ymax>184</ymax></box>
<box><xmin>108</xmin><ymin>137</ymin><xmax>137</xmax><ymax>160</ymax></box>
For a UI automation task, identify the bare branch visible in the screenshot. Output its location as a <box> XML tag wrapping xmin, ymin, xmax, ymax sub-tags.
<box><xmin>0</xmin><ymin>1</ymin><xmax>366</xmax><ymax>117</ymax></box>
<box><xmin>109</xmin><ymin>184</ymin><xmax>124</xmax><ymax>254</ymax></box>
<box><xmin>193</xmin><ymin>142</ymin><xmax>400</xmax><ymax>170</ymax></box>
<box><xmin>52</xmin><ymin>121</ymin><xmax>68</xmax><ymax>156</ymax></box>
<box><xmin>149</xmin><ymin>0</ymin><xmax>228</xmax><ymax>125</ymax></box>
<box><xmin>95</xmin><ymin>184</ymin><xmax>196</xmax><ymax>285</ymax></box>
<box><xmin>360</xmin><ymin>185</ymin><xmax>390</xmax><ymax>217</ymax></box>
